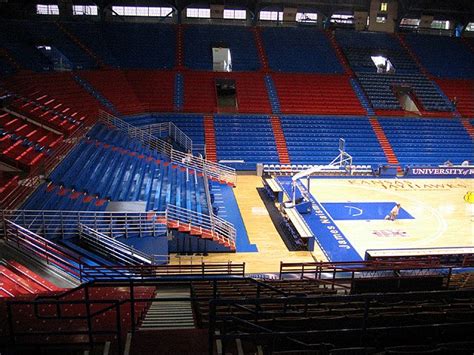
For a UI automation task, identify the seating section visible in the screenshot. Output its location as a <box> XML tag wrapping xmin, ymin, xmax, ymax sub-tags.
<box><xmin>0</xmin><ymin>259</ymin><xmax>63</xmax><ymax>297</ymax></box>
<box><xmin>336</xmin><ymin>30</ymin><xmax>417</xmax><ymax>74</ymax></box>
<box><xmin>2</xmin><ymin>284</ymin><xmax>155</xmax><ymax>350</ymax></box>
<box><xmin>272</xmin><ymin>74</ymin><xmax>366</xmax><ymax>115</ymax></box>
<box><xmin>124</xmin><ymin>70</ymin><xmax>175</xmax><ymax>113</ymax></box>
<box><xmin>193</xmin><ymin>280</ymin><xmax>474</xmax><ymax>353</ymax></box>
<box><xmin>64</xmin><ymin>22</ymin><xmax>175</xmax><ymax>69</ymax></box>
<box><xmin>356</xmin><ymin>72</ymin><xmax>453</xmax><ymax>112</ymax></box>
<box><xmin>435</xmin><ymin>79</ymin><xmax>474</xmax><ymax>117</ymax></box>
<box><xmin>0</xmin><ymin>20</ymin><xmax>53</xmax><ymax>72</ymax></box>
<box><xmin>378</xmin><ymin>117</ymin><xmax>474</xmax><ymax>166</ymax></box>
<box><xmin>4</xmin><ymin>72</ymin><xmax>102</xmax><ymax>128</ymax></box>
<box><xmin>261</xmin><ymin>27</ymin><xmax>343</xmax><ymax>73</ymax></box>
<box><xmin>335</xmin><ymin>30</ymin><xmax>453</xmax><ymax>112</ymax></box>
<box><xmin>214</xmin><ymin>115</ymin><xmax>279</xmax><ymax>169</ymax></box>
<box><xmin>23</xmin><ymin>124</ymin><xmax>210</xmax><ymax>216</ymax></box>
<box><xmin>63</xmin><ymin>22</ymin><xmax>119</xmax><ymax>67</ymax></box>
<box><xmin>182</xmin><ymin>71</ymin><xmax>271</xmax><ymax>114</ymax></box>
<box><xmin>0</xmin><ymin>173</ymin><xmax>19</xmax><ymax>199</ymax></box>
<box><xmin>20</xmin><ymin>21</ymin><xmax>97</xmax><ymax>70</ymax></box>
<box><xmin>405</xmin><ymin>34</ymin><xmax>474</xmax><ymax>79</ymax></box>
<box><xmin>80</xmin><ymin>70</ymin><xmax>145</xmax><ymax>115</ymax></box>
<box><xmin>232</xmin><ymin>73</ymin><xmax>272</xmax><ymax>114</ymax></box>
<box><xmin>102</xmin><ymin>23</ymin><xmax>176</xmax><ymax>69</ymax></box>
<box><xmin>0</xmin><ymin>110</ymin><xmax>63</xmax><ymax>170</ymax></box>
<box><xmin>192</xmin><ymin>279</ymin><xmax>337</xmax><ymax>326</ymax></box>
<box><xmin>0</xmin><ymin>53</ymin><xmax>17</xmax><ymax>76</ymax></box>
<box><xmin>184</xmin><ymin>25</ymin><xmax>260</xmax><ymax>71</ymax></box>
<box><xmin>280</xmin><ymin>116</ymin><xmax>387</xmax><ymax>165</ymax></box>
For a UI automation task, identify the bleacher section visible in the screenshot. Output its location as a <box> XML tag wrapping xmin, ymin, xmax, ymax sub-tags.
<box><xmin>124</xmin><ymin>70</ymin><xmax>175</xmax><ymax>113</ymax></box>
<box><xmin>378</xmin><ymin>117</ymin><xmax>474</xmax><ymax>166</ymax></box>
<box><xmin>63</xmin><ymin>22</ymin><xmax>119</xmax><ymax>67</ymax></box>
<box><xmin>0</xmin><ymin>259</ymin><xmax>62</xmax><ymax>297</ymax></box>
<box><xmin>80</xmin><ymin>70</ymin><xmax>145</xmax><ymax>115</ymax></box>
<box><xmin>405</xmin><ymin>33</ymin><xmax>474</xmax><ymax>79</ymax></box>
<box><xmin>214</xmin><ymin>115</ymin><xmax>279</xmax><ymax>169</ymax></box>
<box><xmin>336</xmin><ymin>30</ymin><xmax>417</xmax><ymax>74</ymax></box>
<box><xmin>0</xmin><ymin>20</ymin><xmax>53</xmax><ymax>72</ymax></box>
<box><xmin>2</xmin><ymin>283</ymin><xmax>155</xmax><ymax>353</ymax></box>
<box><xmin>261</xmin><ymin>27</ymin><xmax>343</xmax><ymax>73</ymax></box>
<box><xmin>335</xmin><ymin>30</ymin><xmax>454</xmax><ymax>113</ymax></box>
<box><xmin>356</xmin><ymin>72</ymin><xmax>453</xmax><ymax>112</ymax></box>
<box><xmin>271</xmin><ymin>73</ymin><xmax>365</xmax><ymax>115</ymax></box>
<box><xmin>0</xmin><ymin>110</ymin><xmax>62</xmax><ymax>170</ymax></box>
<box><xmin>435</xmin><ymin>79</ymin><xmax>474</xmax><ymax>117</ymax></box>
<box><xmin>182</xmin><ymin>71</ymin><xmax>271</xmax><ymax>114</ymax></box>
<box><xmin>23</xmin><ymin>124</ymin><xmax>210</xmax><ymax>216</ymax></box>
<box><xmin>64</xmin><ymin>22</ymin><xmax>176</xmax><ymax>69</ymax></box>
<box><xmin>184</xmin><ymin>25</ymin><xmax>260</xmax><ymax>71</ymax></box>
<box><xmin>4</xmin><ymin>71</ymin><xmax>102</xmax><ymax>126</ymax></box>
<box><xmin>20</xmin><ymin>21</ymin><xmax>97</xmax><ymax>70</ymax></box>
<box><xmin>280</xmin><ymin>116</ymin><xmax>387</xmax><ymax>165</ymax></box>
<box><xmin>102</xmin><ymin>23</ymin><xmax>176</xmax><ymax>69</ymax></box>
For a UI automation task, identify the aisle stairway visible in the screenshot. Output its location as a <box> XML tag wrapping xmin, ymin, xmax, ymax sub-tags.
<box><xmin>176</xmin><ymin>24</ymin><xmax>185</xmax><ymax>69</ymax></box>
<box><xmin>140</xmin><ymin>286</ymin><xmax>195</xmax><ymax>330</ymax></box>
<box><xmin>325</xmin><ymin>30</ymin><xmax>353</xmax><ymax>76</ymax></box>
<box><xmin>461</xmin><ymin>120</ymin><xmax>474</xmax><ymax>139</ymax></box>
<box><xmin>203</xmin><ymin>115</ymin><xmax>217</xmax><ymax>162</ymax></box>
<box><xmin>394</xmin><ymin>33</ymin><xmax>430</xmax><ymax>76</ymax></box>
<box><xmin>56</xmin><ymin>22</ymin><xmax>105</xmax><ymax>68</ymax></box>
<box><xmin>270</xmin><ymin>116</ymin><xmax>290</xmax><ymax>165</ymax></box>
<box><xmin>251</xmin><ymin>27</ymin><xmax>269</xmax><ymax>72</ymax></box>
<box><xmin>369</xmin><ymin>117</ymin><xmax>399</xmax><ymax>166</ymax></box>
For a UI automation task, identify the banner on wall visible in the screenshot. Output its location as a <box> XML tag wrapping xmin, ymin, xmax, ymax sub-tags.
<box><xmin>405</xmin><ymin>166</ymin><xmax>474</xmax><ymax>178</ymax></box>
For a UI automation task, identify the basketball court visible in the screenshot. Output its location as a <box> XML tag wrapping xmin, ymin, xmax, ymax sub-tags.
<box><xmin>189</xmin><ymin>175</ymin><xmax>473</xmax><ymax>273</ymax></box>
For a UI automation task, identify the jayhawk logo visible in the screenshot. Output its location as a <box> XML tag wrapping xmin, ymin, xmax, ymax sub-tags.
<box><xmin>464</xmin><ymin>191</ymin><xmax>474</xmax><ymax>204</ymax></box>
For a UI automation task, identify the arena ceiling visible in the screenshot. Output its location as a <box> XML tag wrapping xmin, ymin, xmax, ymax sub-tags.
<box><xmin>3</xmin><ymin>0</ymin><xmax>474</xmax><ymax>22</ymax></box>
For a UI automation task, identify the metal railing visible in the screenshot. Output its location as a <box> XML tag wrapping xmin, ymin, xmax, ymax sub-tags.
<box><xmin>166</xmin><ymin>204</ymin><xmax>236</xmax><ymax>249</ymax></box>
<box><xmin>142</xmin><ymin>121</ymin><xmax>193</xmax><ymax>153</ymax></box>
<box><xmin>208</xmin><ymin>289</ymin><xmax>474</xmax><ymax>355</ymax></box>
<box><xmin>99</xmin><ymin>111</ymin><xmax>237</xmax><ymax>186</ymax></box>
<box><xmin>3</xmin><ymin>219</ymin><xmax>84</xmax><ymax>279</ymax></box>
<box><xmin>78</xmin><ymin>223</ymin><xmax>155</xmax><ymax>265</ymax></box>
<box><xmin>3</xmin><ymin>219</ymin><xmax>244</xmax><ymax>282</ymax></box>
<box><xmin>279</xmin><ymin>260</ymin><xmax>472</xmax><ymax>289</ymax></box>
<box><xmin>0</xmin><ymin>209</ymin><xmax>167</xmax><ymax>240</ymax></box>
<box><xmin>1</xmin><ymin>205</ymin><xmax>236</xmax><ymax>254</ymax></box>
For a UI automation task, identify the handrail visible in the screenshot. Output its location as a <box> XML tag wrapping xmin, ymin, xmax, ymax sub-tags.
<box><xmin>0</xmin><ymin>209</ymin><xmax>167</xmax><ymax>240</ymax></box>
<box><xmin>78</xmin><ymin>223</ymin><xmax>154</xmax><ymax>265</ymax></box>
<box><xmin>3</xmin><ymin>219</ymin><xmax>84</xmax><ymax>279</ymax></box>
<box><xmin>3</xmin><ymin>218</ymin><xmax>244</xmax><ymax>282</ymax></box>
<box><xmin>99</xmin><ymin>110</ymin><xmax>237</xmax><ymax>186</ymax></box>
<box><xmin>81</xmin><ymin>262</ymin><xmax>245</xmax><ymax>280</ymax></box>
<box><xmin>1</xmin><ymin>205</ymin><xmax>236</xmax><ymax>252</ymax></box>
<box><xmin>143</xmin><ymin>122</ymin><xmax>193</xmax><ymax>153</ymax></box>
<box><xmin>166</xmin><ymin>204</ymin><xmax>236</xmax><ymax>248</ymax></box>
<box><xmin>279</xmin><ymin>260</ymin><xmax>468</xmax><ymax>286</ymax></box>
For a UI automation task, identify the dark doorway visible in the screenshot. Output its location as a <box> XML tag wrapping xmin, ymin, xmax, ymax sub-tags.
<box><xmin>215</xmin><ymin>78</ymin><xmax>237</xmax><ymax>112</ymax></box>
